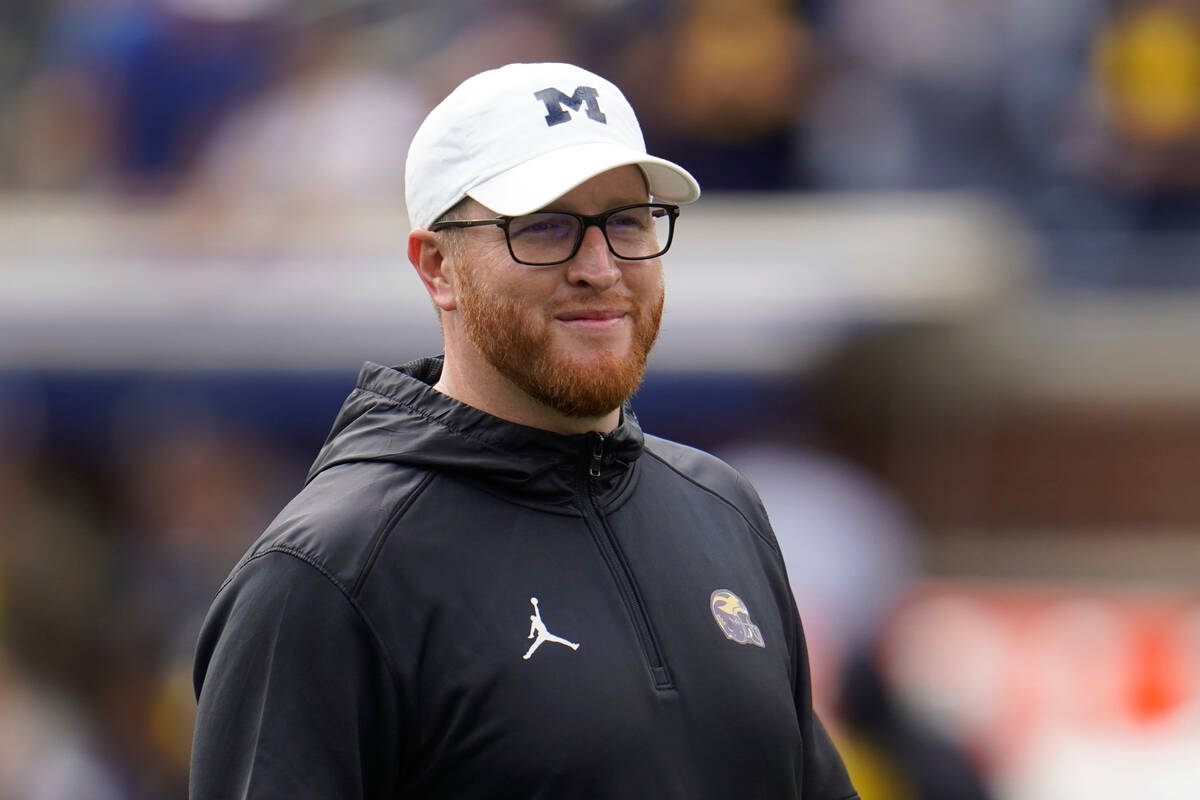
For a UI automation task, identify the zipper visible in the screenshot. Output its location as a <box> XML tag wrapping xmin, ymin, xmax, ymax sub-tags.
<box><xmin>579</xmin><ymin>432</ymin><xmax>673</xmax><ymax>690</ymax></box>
<box><xmin>589</xmin><ymin>433</ymin><xmax>605</xmax><ymax>478</ymax></box>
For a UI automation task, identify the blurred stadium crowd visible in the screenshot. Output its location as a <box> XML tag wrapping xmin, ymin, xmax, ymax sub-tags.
<box><xmin>2</xmin><ymin>0</ymin><xmax>1200</xmax><ymax>277</ymax></box>
<box><xmin>2</xmin><ymin>0</ymin><xmax>1200</xmax><ymax>798</ymax></box>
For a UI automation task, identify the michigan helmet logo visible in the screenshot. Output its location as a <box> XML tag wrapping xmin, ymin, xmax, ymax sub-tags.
<box><xmin>710</xmin><ymin>590</ymin><xmax>765</xmax><ymax>648</ymax></box>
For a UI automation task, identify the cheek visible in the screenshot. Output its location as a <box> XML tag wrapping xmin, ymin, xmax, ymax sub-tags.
<box><xmin>460</xmin><ymin>267</ymin><xmax>561</xmax><ymax>331</ymax></box>
<box><xmin>488</xmin><ymin>265</ymin><xmax>561</xmax><ymax>310</ymax></box>
<box><xmin>455</xmin><ymin>247</ymin><xmax>519</xmax><ymax>303</ymax></box>
<box><xmin>627</xmin><ymin>261</ymin><xmax>665</xmax><ymax>301</ymax></box>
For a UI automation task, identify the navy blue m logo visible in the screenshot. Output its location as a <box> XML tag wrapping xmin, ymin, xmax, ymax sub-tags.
<box><xmin>534</xmin><ymin>86</ymin><xmax>607</xmax><ymax>127</ymax></box>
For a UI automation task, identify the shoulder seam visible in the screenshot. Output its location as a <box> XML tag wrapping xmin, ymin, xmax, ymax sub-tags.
<box><xmin>242</xmin><ymin>546</ymin><xmax>403</xmax><ymax>681</ymax></box>
<box><xmin>352</xmin><ymin>470</ymin><xmax>437</xmax><ymax>596</ymax></box>
<box><xmin>643</xmin><ymin>447</ymin><xmax>779</xmax><ymax>553</ymax></box>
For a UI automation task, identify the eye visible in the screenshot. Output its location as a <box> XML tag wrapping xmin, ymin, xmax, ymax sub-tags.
<box><xmin>607</xmin><ymin>207</ymin><xmax>652</xmax><ymax>234</ymax></box>
<box><xmin>510</xmin><ymin>213</ymin><xmax>575</xmax><ymax>238</ymax></box>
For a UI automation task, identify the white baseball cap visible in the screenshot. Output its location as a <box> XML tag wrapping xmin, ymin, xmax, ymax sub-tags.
<box><xmin>404</xmin><ymin>62</ymin><xmax>701</xmax><ymax>230</ymax></box>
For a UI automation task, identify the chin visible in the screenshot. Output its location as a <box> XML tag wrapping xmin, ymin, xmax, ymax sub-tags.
<box><xmin>560</xmin><ymin>343</ymin><xmax>632</xmax><ymax>367</ymax></box>
<box><xmin>554</xmin><ymin>329</ymin><xmax>635</xmax><ymax>362</ymax></box>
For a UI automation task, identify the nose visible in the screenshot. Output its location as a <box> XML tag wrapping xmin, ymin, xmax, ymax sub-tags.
<box><xmin>565</xmin><ymin>224</ymin><xmax>620</xmax><ymax>290</ymax></box>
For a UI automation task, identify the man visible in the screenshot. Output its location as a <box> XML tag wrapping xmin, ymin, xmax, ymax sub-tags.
<box><xmin>190</xmin><ymin>62</ymin><xmax>859</xmax><ymax>799</ymax></box>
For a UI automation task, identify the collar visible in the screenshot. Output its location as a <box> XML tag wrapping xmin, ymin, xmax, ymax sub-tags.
<box><xmin>307</xmin><ymin>358</ymin><xmax>645</xmax><ymax>505</ymax></box>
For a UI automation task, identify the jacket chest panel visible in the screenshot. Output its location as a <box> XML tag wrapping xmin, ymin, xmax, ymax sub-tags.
<box><xmin>364</xmin><ymin>482</ymin><xmax>803</xmax><ymax>795</ymax></box>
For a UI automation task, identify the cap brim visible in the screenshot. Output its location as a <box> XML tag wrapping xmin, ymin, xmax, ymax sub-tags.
<box><xmin>467</xmin><ymin>142</ymin><xmax>700</xmax><ymax>216</ymax></box>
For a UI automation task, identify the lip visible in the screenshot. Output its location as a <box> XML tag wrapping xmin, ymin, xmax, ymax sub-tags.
<box><xmin>555</xmin><ymin>308</ymin><xmax>630</xmax><ymax>332</ymax></box>
<box><xmin>556</xmin><ymin>309</ymin><xmax>628</xmax><ymax>322</ymax></box>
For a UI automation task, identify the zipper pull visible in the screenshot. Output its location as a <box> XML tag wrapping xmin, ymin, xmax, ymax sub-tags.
<box><xmin>589</xmin><ymin>433</ymin><xmax>606</xmax><ymax>478</ymax></box>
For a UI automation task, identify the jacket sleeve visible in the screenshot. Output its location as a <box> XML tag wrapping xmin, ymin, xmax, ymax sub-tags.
<box><xmin>734</xmin><ymin>466</ymin><xmax>859</xmax><ymax>800</ymax></box>
<box><xmin>789</xmin><ymin>592</ymin><xmax>860</xmax><ymax>800</ymax></box>
<box><xmin>190</xmin><ymin>550</ymin><xmax>402</xmax><ymax>800</ymax></box>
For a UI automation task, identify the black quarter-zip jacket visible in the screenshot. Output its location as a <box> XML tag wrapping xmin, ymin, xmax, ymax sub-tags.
<box><xmin>190</xmin><ymin>357</ymin><xmax>859</xmax><ymax>800</ymax></box>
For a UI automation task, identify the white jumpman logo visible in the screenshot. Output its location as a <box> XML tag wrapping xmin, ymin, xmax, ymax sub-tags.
<box><xmin>522</xmin><ymin>597</ymin><xmax>580</xmax><ymax>660</ymax></box>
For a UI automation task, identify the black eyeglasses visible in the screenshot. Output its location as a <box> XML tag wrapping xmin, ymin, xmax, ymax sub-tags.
<box><xmin>429</xmin><ymin>202</ymin><xmax>680</xmax><ymax>266</ymax></box>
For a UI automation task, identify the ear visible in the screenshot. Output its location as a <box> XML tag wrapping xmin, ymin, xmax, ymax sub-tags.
<box><xmin>408</xmin><ymin>229</ymin><xmax>458</xmax><ymax>312</ymax></box>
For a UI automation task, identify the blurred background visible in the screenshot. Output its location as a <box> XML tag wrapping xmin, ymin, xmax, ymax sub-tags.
<box><xmin>2</xmin><ymin>0</ymin><xmax>1200</xmax><ymax>797</ymax></box>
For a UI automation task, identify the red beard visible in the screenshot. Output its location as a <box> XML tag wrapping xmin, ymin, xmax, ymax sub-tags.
<box><xmin>456</xmin><ymin>266</ymin><xmax>664</xmax><ymax>419</ymax></box>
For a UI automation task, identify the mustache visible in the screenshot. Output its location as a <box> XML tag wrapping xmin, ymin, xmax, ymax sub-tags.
<box><xmin>550</xmin><ymin>290</ymin><xmax>650</xmax><ymax>318</ymax></box>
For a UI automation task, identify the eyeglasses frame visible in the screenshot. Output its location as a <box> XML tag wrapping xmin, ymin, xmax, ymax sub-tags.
<box><xmin>428</xmin><ymin>202</ymin><xmax>680</xmax><ymax>266</ymax></box>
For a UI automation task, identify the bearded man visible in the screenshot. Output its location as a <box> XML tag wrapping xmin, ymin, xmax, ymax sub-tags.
<box><xmin>190</xmin><ymin>62</ymin><xmax>859</xmax><ymax>800</ymax></box>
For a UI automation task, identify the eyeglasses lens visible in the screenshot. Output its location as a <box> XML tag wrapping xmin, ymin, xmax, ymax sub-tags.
<box><xmin>506</xmin><ymin>205</ymin><xmax>671</xmax><ymax>265</ymax></box>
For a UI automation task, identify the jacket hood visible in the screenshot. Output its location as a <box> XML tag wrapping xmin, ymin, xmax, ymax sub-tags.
<box><xmin>306</xmin><ymin>358</ymin><xmax>645</xmax><ymax>504</ymax></box>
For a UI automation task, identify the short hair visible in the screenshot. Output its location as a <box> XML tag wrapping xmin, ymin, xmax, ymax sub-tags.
<box><xmin>431</xmin><ymin>197</ymin><xmax>474</xmax><ymax>265</ymax></box>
